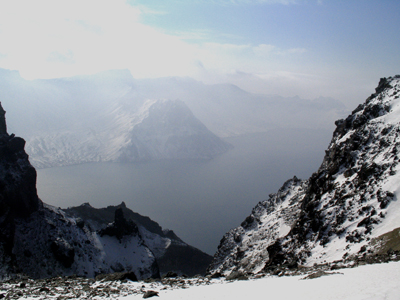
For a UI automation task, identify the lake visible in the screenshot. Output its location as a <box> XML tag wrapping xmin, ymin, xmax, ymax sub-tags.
<box><xmin>36</xmin><ymin>128</ymin><xmax>332</xmax><ymax>255</ymax></box>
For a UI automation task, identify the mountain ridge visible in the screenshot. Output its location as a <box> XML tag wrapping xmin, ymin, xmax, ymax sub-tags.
<box><xmin>0</xmin><ymin>102</ymin><xmax>209</xmax><ymax>279</ymax></box>
<box><xmin>208</xmin><ymin>75</ymin><xmax>400</xmax><ymax>276</ymax></box>
<box><xmin>64</xmin><ymin>202</ymin><xmax>213</xmax><ymax>277</ymax></box>
<box><xmin>0</xmin><ymin>68</ymin><xmax>347</xmax><ymax>168</ymax></box>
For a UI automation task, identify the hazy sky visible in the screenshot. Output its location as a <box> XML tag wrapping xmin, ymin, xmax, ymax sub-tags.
<box><xmin>0</xmin><ymin>0</ymin><xmax>399</xmax><ymax>107</ymax></box>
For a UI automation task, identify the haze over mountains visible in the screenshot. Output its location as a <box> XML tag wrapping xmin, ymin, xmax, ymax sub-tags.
<box><xmin>208</xmin><ymin>76</ymin><xmax>400</xmax><ymax>276</ymax></box>
<box><xmin>0</xmin><ymin>68</ymin><xmax>347</xmax><ymax>169</ymax></box>
<box><xmin>0</xmin><ymin>67</ymin><xmax>350</xmax><ymax>254</ymax></box>
<box><xmin>0</xmin><ymin>72</ymin><xmax>399</xmax><ymax>300</ymax></box>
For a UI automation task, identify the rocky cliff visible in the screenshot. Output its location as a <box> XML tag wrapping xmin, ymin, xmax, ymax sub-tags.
<box><xmin>64</xmin><ymin>202</ymin><xmax>213</xmax><ymax>277</ymax></box>
<box><xmin>0</xmin><ymin>103</ymin><xmax>159</xmax><ymax>279</ymax></box>
<box><xmin>208</xmin><ymin>76</ymin><xmax>400</xmax><ymax>276</ymax></box>
<box><xmin>0</xmin><ymin>102</ymin><xmax>42</xmax><ymax>276</ymax></box>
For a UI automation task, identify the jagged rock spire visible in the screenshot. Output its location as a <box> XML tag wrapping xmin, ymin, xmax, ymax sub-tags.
<box><xmin>0</xmin><ymin>102</ymin><xmax>40</xmax><ymax>217</ymax></box>
<box><xmin>0</xmin><ymin>102</ymin><xmax>7</xmax><ymax>135</ymax></box>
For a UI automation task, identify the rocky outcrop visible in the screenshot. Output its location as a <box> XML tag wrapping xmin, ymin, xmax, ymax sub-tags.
<box><xmin>99</xmin><ymin>208</ymin><xmax>140</xmax><ymax>241</ymax></box>
<box><xmin>0</xmin><ymin>102</ymin><xmax>41</xmax><ymax>217</ymax></box>
<box><xmin>208</xmin><ymin>76</ymin><xmax>400</xmax><ymax>276</ymax></box>
<box><xmin>0</xmin><ymin>102</ymin><xmax>42</xmax><ymax>276</ymax></box>
<box><xmin>0</xmin><ymin>103</ymin><xmax>159</xmax><ymax>280</ymax></box>
<box><xmin>0</xmin><ymin>104</ymin><xmax>7</xmax><ymax>135</ymax></box>
<box><xmin>207</xmin><ymin>177</ymin><xmax>307</xmax><ymax>275</ymax></box>
<box><xmin>65</xmin><ymin>202</ymin><xmax>213</xmax><ymax>277</ymax></box>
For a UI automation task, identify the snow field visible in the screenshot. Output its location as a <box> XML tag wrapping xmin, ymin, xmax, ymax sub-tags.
<box><xmin>120</xmin><ymin>262</ymin><xmax>400</xmax><ymax>300</ymax></box>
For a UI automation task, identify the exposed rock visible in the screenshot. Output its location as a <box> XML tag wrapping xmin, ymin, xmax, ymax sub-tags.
<box><xmin>95</xmin><ymin>271</ymin><xmax>138</xmax><ymax>282</ymax></box>
<box><xmin>0</xmin><ymin>102</ymin><xmax>41</xmax><ymax>218</ymax></box>
<box><xmin>208</xmin><ymin>75</ymin><xmax>400</xmax><ymax>275</ymax></box>
<box><xmin>99</xmin><ymin>208</ymin><xmax>139</xmax><ymax>241</ymax></box>
<box><xmin>207</xmin><ymin>177</ymin><xmax>307</xmax><ymax>275</ymax></box>
<box><xmin>143</xmin><ymin>290</ymin><xmax>159</xmax><ymax>298</ymax></box>
<box><xmin>162</xmin><ymin>271</ymin><xmax>178</xmax><ymax>278</ymax></box>
<box><xmin>0</xmin><ymin>104</ymin><xmax>6</xmax><ymax>135</ymax></box>
<box><xmin>225</xmin><ymin>271</ymin><xmax>248</xmax><ymax>281</ymax></box>
<box><xmin>66</xmin><ymin>202</ymin><xmax>213</xmax><ymax>277</ymax></box>
<box><xmin>50</xmin><ymin>238</ymin><xmax>75</xmax><ymax>268</ymax></box>
<box><xmin>0</xmin><ymin>103</ymin><xmax>159</xmax><ymax>280</ymax></box>
<box><xmin>301</xmin><ymin>270</ymin><xmax>343</xmax><ymax>280</ymax></box>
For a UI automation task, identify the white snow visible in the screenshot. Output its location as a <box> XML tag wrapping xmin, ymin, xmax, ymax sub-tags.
<box><xmin>114</xmin><ymin>262</ymin><xmax>400</xmax><ymax>300</ymax></box>
<box><xmin>210</xmin><ymin>76</ymin><xmax>400</xmax><ymax>274</ymax></box>
<box><xmin>373</xmin><ymin>168</ymin><xmax>400</xmax><ymax>238</ymax></box>
<box><xmin>25</xmin><ymin>98</ymin><xmax>231</xmax><ymax>168</ymax></box>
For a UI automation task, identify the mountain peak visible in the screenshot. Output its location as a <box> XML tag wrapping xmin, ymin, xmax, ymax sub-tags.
<box><xmin>208</xmin><ymin>75</ymin><xmax>400</xmax><ymax>276</ymax></box>
<box><xmin>0</xmin><ymin>102</ymin><xmax>7</xmax><ymax>135</ymax></box>
<box><xmin>0</xmin><ymin>103</ymin><xmax>40</xmax><ymax>218</ymax></box>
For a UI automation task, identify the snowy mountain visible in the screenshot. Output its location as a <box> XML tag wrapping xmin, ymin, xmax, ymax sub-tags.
<box><xmin>132</xmin><ymin>77</ymin><xmax>348</xmax><ymax>137</ymax></box>
<box><xmin>10</xmin><ymin>204</ymin><xmax>159</xmax><ymax>280</ymax></box>
<box><xmin>25</xmin><ymin>98</ymin><xmax>232</xmax><ymax>168</ymax></box>
<box><xmin>64</xmin><ymin>202</ymin><xmax>213</xmax><ymax>277</ymax></box>
<box><xmin>0</xmin><ymin>68</ymin><xmax>346</xmax><ymax>168</ymax></box>
<box><xmin>0</xmin><ymin>69</ymin><xmax>232</xmax><ymax>168</ymax></box>
<box><xmin>0</xmin><ymin>102</ymin><xmax>170</xmax><ymax>280</ymax></box>
<box><xmin>208</xmin><ymin>75</ymin><xmax>400</xmax><ymax>276</ymax></box>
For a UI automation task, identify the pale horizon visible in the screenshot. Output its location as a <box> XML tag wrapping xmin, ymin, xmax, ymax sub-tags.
<box><xmin>0</xmin><ymin>0</ymin><xmax>399</xmax><ymax>108</ymax></box>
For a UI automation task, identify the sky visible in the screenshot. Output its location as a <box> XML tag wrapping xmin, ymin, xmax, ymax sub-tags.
<box><xmin>0</xmin><ymin>0</ymin><xmax>399</xmax><ymax>107</ymax></box>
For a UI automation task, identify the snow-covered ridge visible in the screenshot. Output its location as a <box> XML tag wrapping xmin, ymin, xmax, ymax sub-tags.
<box><xmin>0</xmin><ymin>104</ymin><xmax>186</xmax><ymax>280</ymax></box>
<box><xmin>208</xmin><ymin>177</ymin><xmax>308</xmax><ymax>275</ymax></box>
<box><xmin>26</xmin><ymin>99</ymin><xmax>232</xmax><ymax>168</ymax></box>
<box><xmin>0</xmin><ymin>138</ymin><xmax>159</xmax><ymax>280</ymax></box>
<box><xmin>64</xmin><ymin>202</ymin><xmax>213</xmax><ymax>277</ymax></box>
<box><xmin>209</xmin><ymin>75</ymin><xmax>400</xmax><ymax>275</ymax></box>
<box><xmin>10</xmin><ymin>204</ymin><xmax>159</xmax><ymax>279</ymax></box>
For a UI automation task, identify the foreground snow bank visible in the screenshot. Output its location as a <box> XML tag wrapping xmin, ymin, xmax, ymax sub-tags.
<box><xmin>121</xmin><ymin>261</ymin><xmax>400</xmax><ymax>300</ymax></box>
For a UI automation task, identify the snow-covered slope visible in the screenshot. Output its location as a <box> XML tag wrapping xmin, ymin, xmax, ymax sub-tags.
<box><xmin>64</xmin><ymin>202</ymin><xmax>213</xmax><ymax>277</ymax></box>
<box><xmin>25</xmin><ymin>98</ymin><xmax>232</xmax><ymax>168</ymax></box>
<box><xmin>2</xmin><ymin>261</ymin><xmax>399</xmax><ymax>299</ymax></box>
<box><xmin>208</xmin><ymin>177</ymin><xmax>308</xmax><ymax>275</ymax></box>
<box><xmin>11</xmin><ymin>205</ymin><xmax>159</xmax><ymax>279</ymax></box>
<box><xmin>0</xmin><ymin>104</ymin><xmax>159</xmax><ymax>280</ymax></box>
<box><xmin>208</xmin><ymin>76</ymin><xmax>400</xmax><ymax>275</ymax></box>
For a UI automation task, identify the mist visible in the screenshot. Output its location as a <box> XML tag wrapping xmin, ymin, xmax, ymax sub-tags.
<box><xmin>36</xmin><ymin>128</ymin><xmax>332</xmax><ymax>255</ymax></box>
<box><xmin>0</xmin><ymin>68</ymin><xmax>348</xmax><ymax>254</ymax></box>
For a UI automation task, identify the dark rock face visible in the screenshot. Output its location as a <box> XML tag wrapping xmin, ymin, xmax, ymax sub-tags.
<box><xmin>66</xmin><ymin>202</ymin><xmax>213</xmax><ymax>277</ymax></box>
<box><xmin>208</xmin><ymin>75</ymin><xmax>400</xmax><ymax>275</ymax></box>
<box><xmin>0</xmin><ymin>102</ymin><xmax>42</xmax><ymax>275</ymax></box>
<box><xmin>0</xmin><ymin>103</ymin><xmax>159</xmax><ymax>280</ymax></box>
<box><xmin>0</xmin><ymin>104</ymin><xmax>7</xmax><ymax>135</ymax></box>
<box><xmin>0</xmin><ymin>102</ymin><xmax>40</xmax><ymax>217</ymax></box>
<box><xmin>99</xmin><ymin>208</ymin><xmax>139</xmax><ymax>241</ymax></box>
<box><xmin>95</xmin><ymin>271</ymin><xmax>138</xmax><ymax>282</ymax></box>
<box><xmin>207</xmin><ymin>177</ymin><xmax>307</xmax><ymax>275</ymax></box>
<box><xmin>157</xmin><ymin>243</ymin><xmax>213</xmax><ymax>277</ymax></box>
<box><xmin>50</xmin><ymin>238</ymin><xmax>75</xmax><ymax>268</ymax></box>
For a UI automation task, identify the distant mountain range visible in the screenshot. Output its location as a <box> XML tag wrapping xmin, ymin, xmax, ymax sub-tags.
<box><xmin>0</xmin><ymin>68</ymin><xmax>346</xmax><ymax>168</ymax></box>
<box><xmin>0</xmin><ymin>102</ymin><xmax>211</xmax><ymax>279</ymax></box>
<box><xmin>1</xmin><ymin>72</ymin><xmax>399</xmax><ymax>281</ymax></box>
<box><xmin>208</xmin><ymin>76</ymin><xmax>400</xmax><ymax>276</ymax></box>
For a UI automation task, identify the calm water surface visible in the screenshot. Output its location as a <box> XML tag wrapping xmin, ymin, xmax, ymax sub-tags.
<box><xmin>36</xmin><ymin>129</ymin><xmax>331</xmax><ymax>254</ymax></box>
